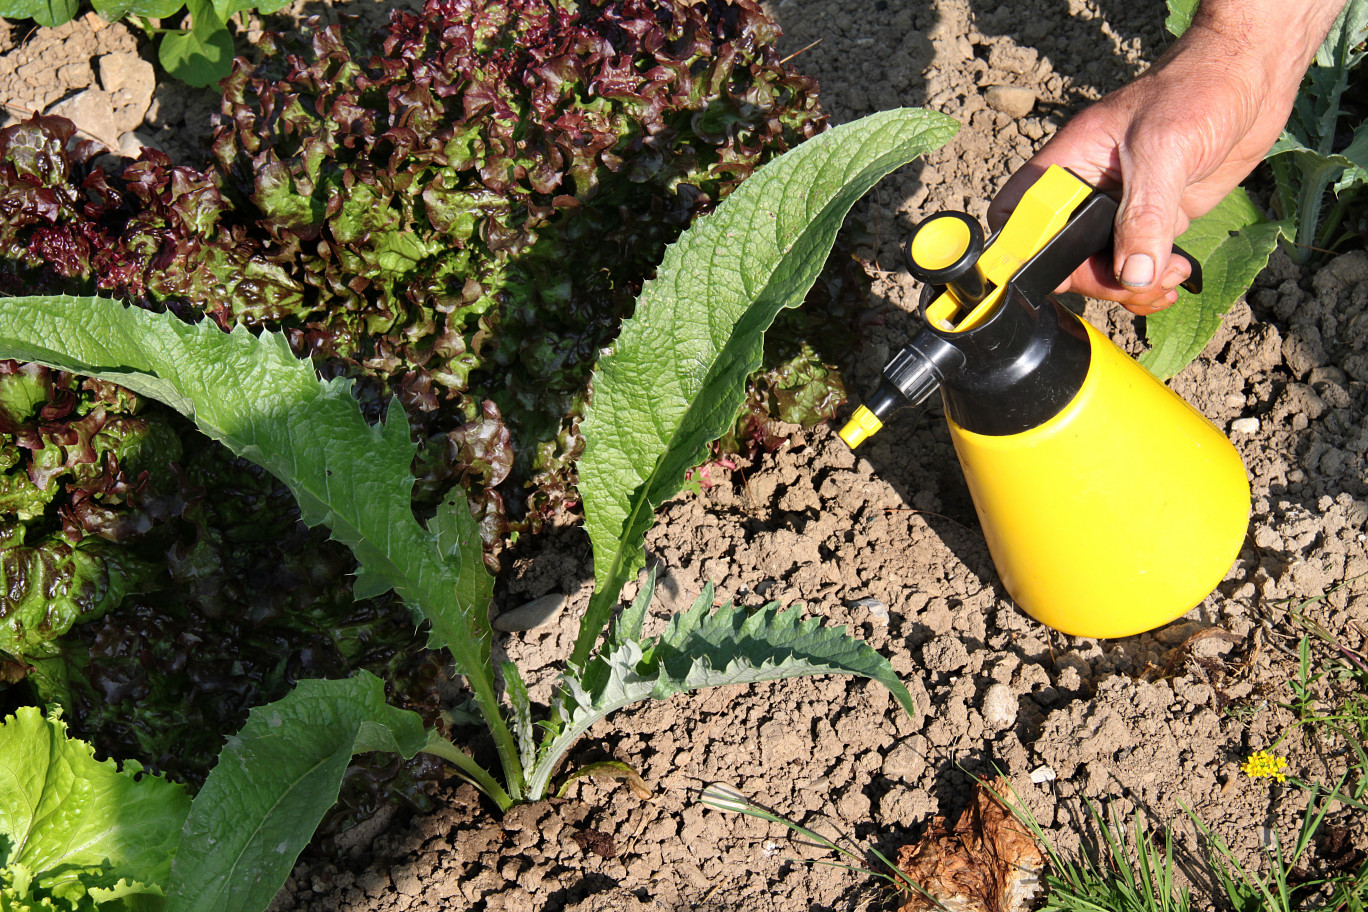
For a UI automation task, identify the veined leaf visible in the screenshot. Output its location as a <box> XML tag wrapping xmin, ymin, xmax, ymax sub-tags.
<box><xmin>0</xmin><ymin>706</ymin><xmax>189</xmax><ymax>907</ymax></box>
<box><xmin>1140</xmin><ymin>191</ymin><xmax>1290</xmax><ymax>379</ymax></box>
<box><xmin>1315</xmin><ymin>0</ymin><xmax>1368</xmax><ymax>70</ymax></box>
<box><xmin>574</xmin><ymin>108</ymin><xmax>957</xmax><ymax>669</ymax></box>
<box><xmin>528</xmin><ymin>581</ymin><xmax>916</xmax><ymax>799</ymax></box>
<box><xmin>0</xmin><ymin>0</ymin><xmax>77</xmax><ymax>26</ymax></box>
<box><xmin>0</xmin><ymin>298</ymin><xmax>521</xmax><ymax>791</ymax></box>
<box><xmin>0</xmin><ymin>297</ymin><xmax>492</xmax><ymax>653</ymax></box>
<box><xmin>165</xmin><ymin>674</ymin><xmax>431</xmax><ymax>912</ymax></box>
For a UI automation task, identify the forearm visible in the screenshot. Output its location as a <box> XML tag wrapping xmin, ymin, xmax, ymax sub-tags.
<box><xmin>1188</xmin><ymin>0</ymin><xmax>1349</xmax><ymax>80</ymax></box>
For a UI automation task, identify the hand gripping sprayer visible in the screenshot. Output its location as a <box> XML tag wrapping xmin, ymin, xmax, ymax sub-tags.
<box><xmin>840</xmin><ymin>166</ymin><xmax>1251</xmax><ymax>638</ymax></box>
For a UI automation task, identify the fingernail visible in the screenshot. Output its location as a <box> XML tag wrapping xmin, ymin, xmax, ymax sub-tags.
<box><xmin>1119</xmin><ymin>254</ymin><xmax>1155</xmax><ymax>287</ymax></box>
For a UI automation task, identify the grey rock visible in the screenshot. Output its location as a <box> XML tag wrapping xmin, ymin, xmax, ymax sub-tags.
<box><xmin>492</xmin><ymin>593</ymin><xmax>565</xmax><ymax>632</ymax></box>
<box><xmin>97</xmin><ymin>52</ymin><xmax>155</xmax><ymax>133</ymax></box>
<box><xmin>981</xmin><ymin>682</ymin><xmax>1018</xmax><ymax>730</ymax></box>
<box><xmin>1230</xmin><ymin>417</ymin><xmax>1260</xmax><ymax>434</ymax></box>
<box><xmin>849</xmin><ymin>596</ymin><xmax>889</xmax><ymax>626</ymax></box>
<box><xmin>46</xmin><ymin>89</ymin><xmax>118</xmax><ymax>149</ymax></box>
<box><xmin>984</xmin><ymin>85</ymin><xmax>1037</xmax><ymax>118</ymax></box>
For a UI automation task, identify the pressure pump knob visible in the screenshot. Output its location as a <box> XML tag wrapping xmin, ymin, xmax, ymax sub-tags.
<box><xmin>906</xmin><ymin>211</ymin><xmax>988</xmax><ymax>309</ymax></box>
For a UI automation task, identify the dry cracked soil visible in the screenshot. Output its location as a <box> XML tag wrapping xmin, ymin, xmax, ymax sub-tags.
<box><xmin>2</xmin><ymin>0</ymin><xmax>1365</xmax><ymax>910</ymax></box>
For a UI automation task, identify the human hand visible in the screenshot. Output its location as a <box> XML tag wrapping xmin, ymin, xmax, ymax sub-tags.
<box><xmin>987</xmin><ymin>1</ymin><xmax>1345</xmax><ymax>314</ymax></box>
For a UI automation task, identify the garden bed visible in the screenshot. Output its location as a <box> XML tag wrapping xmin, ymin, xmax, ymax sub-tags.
<box><xmin>1</xmin><ymin>0</ymin><xmax>1363</xmax><ymax>909</ymax></box>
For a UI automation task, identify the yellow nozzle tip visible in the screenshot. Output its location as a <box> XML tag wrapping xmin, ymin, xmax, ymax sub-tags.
<box><xmin>910</xmin><ymin>215</ymin><xmax>972</xmax><ymax>272</ymax></box>
<box><xmin>839</xmin><ymin>406</ymin><xmax>883</xmax><ymax>449</ymax></box>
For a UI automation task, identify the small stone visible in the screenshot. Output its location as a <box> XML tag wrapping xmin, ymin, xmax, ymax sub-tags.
<box><xmin>984</xmin><ymin>85</ymin><xmax>1037</xmax><ymax>118</ymax></box>
<box><xmin>881</xmin><ymin>741</ymin><xmax>926</xmax><ymax>781</ymax></box>
<box><xmin>850</xmin><ymin>596</ymin><xmax>889</xmax><ymax>626</ymax></box>
<box><xmin>492</xmin><ymin>593</ymin><xmax>565</xmax><ymax>632</ymax></box>
<box><xmin>1029</xmin><ymin>765</ymin><xmax>1057</xmax><ymax>784</ymax></box>
<box><xmin>981</xmin><ymin>682</ymin><xmax>1018</xmax><ymax>730</ymax></box>
<box><xmin>1230</xmin><ymin>417</ymin><xmax>1260</xmax><ymax>434</ymax></box>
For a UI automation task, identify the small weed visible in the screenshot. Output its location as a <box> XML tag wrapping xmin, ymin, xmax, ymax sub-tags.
<box><xmin>699</xmin><ymin>782</ymin><xmax>934</xmax><ymax>902</ymax></box>
<box><xmin>1188</xmin><ymin>775</ymin><xmax>1365</xmax><ymax>912</ymax></box>
<box><xmin>989</xmin><ymin>783</ymin><xmax>1190</xmax><ymax>912</ymax></box>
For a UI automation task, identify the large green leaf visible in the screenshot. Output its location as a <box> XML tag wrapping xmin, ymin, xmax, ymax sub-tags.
<box><xmin>1140</xmin><ymin>191</ymin><xmax>1290</xmax><ymax>379</ymax></box>
<box><xmin>0</xmin><ymin>299</ymin><xmax>525</xmax><ymax>791</ymax></box>
<box><xmin>0</xmin><ymin>706</ymin><xmax>189</xmax><ymax>907</ymax></box>
<box><xmin>0</xmin><ymin>298</ymin><xmax>491</xmax><ymax>653</ymax></box>
<box><xmin>527</xmin><ymin>581</ymin><xmax>917</xmax><ymax>799</ymax></box>
<box><xmin>165</xmin><ymin>674</ymin><xmax>430</xmax><ymax>912</ymax></box>
<box><xmin>158</xmin><ymin>0</ymin><xmax>234</xmax><ymax>88</ymax></box>
<box><xmin>0</xmin><ymin>0</ymin><xmax>77</xmax><ymax>26</ymax></box>
<box><xmin>573</xmin><ymin>108</ymin><xmax>957</xmax><ymax>669</ymax></box>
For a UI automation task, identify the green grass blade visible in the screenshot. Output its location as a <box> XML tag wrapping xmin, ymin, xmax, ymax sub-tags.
<box><xmin>574</xmin><ymin>108</ymin><xmax>957</xmax><ymax>669</ymax></box>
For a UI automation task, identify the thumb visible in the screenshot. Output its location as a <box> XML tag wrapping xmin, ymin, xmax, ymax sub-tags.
<box><xmin>1111</xmin><ymin>157</ymin><xmax>1188</xmax><ymax>291</ymax></box>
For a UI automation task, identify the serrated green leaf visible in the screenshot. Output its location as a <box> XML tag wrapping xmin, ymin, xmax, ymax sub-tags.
<box><xmin>1316</xmin><ymin>0</ymin><xmax>1368</xmax><ymax>69</ymax></box>
<box><xmin>503</xmin><ymin>662</ymin><xmax>536</xmax><ymax>777</ymax></box>
<box><xmin>165</xmin><ymin>674</ymin><xmax>428</xmax><ymax>912</ymax></box>
<box><xmin>0</xmin><ymin>706</ymin><xmax>188</xmax><ymax>905</ymax></box>
<box><xmin>574</xmin><ymin>108</ymin><xmax>957</xmax><ymax>670</ymax></box>
<box><xmin>529</xmin><ymin>581</ymin><xmax>915</xmax><ymax>799</ymax></box>
<box><xmin>0</xmin><ymin>297</ymin><xmax>492</xmax><ymax>655</ymax></box>
<box><xmin>0</xmin><ymin>296</ymin><xmax>525</xmax><ymax>794</ymax></box>
<box><xmin>1140</xmin><ymin>191</ymin><xmax>1290</xmax><ymax>379</ymax></box>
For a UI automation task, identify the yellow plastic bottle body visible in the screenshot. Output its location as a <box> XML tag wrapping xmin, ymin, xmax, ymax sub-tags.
<box><xmin>947</xmin><ymin>319</ymin><xmax>1251</xmax><ymax>638</ymax></box>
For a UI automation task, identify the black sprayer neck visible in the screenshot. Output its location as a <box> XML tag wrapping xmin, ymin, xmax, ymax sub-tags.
<box><xmin>922</xmin><ymin>286</ymin><xmax>1091</xmax><ymax>435</ymax></box>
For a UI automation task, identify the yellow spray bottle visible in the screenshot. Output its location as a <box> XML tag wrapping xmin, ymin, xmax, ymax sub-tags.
<box><xmin>840</xmin><ymin>166</ymin><xmax>1250</xmax><ymax>638</ymax></box>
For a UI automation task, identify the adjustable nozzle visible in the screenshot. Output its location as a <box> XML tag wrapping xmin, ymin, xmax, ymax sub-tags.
<box><xmin>839</xmin><ymin>406</ymin><xmax>882</xmax><ymax>448</ymax></box>
<box><xmin>838</xmin><ymin>330</ymin><xmax>966</xmax><ymax>448</ymax></box>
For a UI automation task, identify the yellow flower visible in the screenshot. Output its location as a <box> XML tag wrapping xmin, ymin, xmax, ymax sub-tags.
<box><xmin>1241</xmin><ymin>750</ymin><xmax>1289</xmax><ymax>782</ymax></box>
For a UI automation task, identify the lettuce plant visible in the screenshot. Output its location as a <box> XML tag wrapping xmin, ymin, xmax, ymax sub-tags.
<box><xmin>0</xmin><ymin>108</ymin><xmax>954</xmax><ymax>909</ymax></box>
<box><xmin>0</xmin><ymin>0</ymin><xmax>871</xmax><ymax>804</ymax></box>
<box><xmin>0</xmin><ymin>705</ymin><xmax>190</xmax><ymax>909</ymax></box>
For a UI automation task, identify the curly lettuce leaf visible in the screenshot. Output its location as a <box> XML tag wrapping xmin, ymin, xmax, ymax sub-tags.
<box><xmin>0</xmin><ymin>706</ymin><xmax>189</xmax><ymax>909</ymax></box>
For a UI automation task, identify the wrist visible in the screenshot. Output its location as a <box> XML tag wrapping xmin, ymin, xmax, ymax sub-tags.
<box><xmin>1190</xmin><ymin>0</ymin><xmax>1348</xmax><ymax>74</ymax></box>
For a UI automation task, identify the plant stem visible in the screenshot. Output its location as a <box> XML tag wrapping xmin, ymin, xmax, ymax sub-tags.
<box><xmin>1295</xmin><ymin>162</ymin><xmax>1343</xmax><ymax>263</ymax></box>
<box><xmin>460</xmin><ymin>664</ymin><xmax>525</xmax><ymax>802</ymax></box>
<box><xmin>421</xmin><ymin>730</ymin><xmax>512</xmax><ymax>811</ymax></box>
